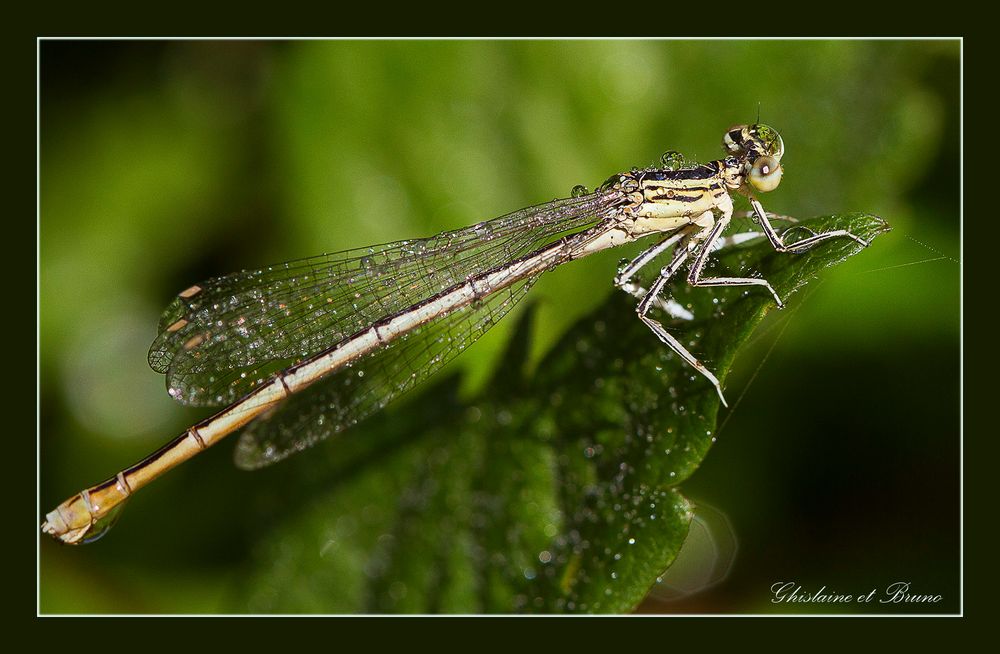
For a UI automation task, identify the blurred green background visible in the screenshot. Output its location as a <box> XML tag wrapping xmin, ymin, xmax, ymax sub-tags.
<box><xmin>39</xmin><ymin>40</ymin><xmax>959</xmax><ymax>613</ymax></box>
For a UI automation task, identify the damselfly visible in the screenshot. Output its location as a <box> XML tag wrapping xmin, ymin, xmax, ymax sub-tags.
<box><xmin>42</xmin><ymin>123</ymin><xmax>869</xmax><ymax>544</ymax></box>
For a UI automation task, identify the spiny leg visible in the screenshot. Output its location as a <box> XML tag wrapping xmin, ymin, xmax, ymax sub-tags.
<box><xmin>615</xmin><ymin>230</ymin><xmax>694</xmax><ymax>321</ymax></box>
<box><xmin>711</xmin><ymin>230</ymin><xmax>768</xmax><ymax>251</ymax></box>
<box><xmin>712</xmin><ymin>212</ymin><xmax>804</xmax><ymax>251</ymax></box>
<box><xmin>634</xmin><ymin>241</ymin><xmax>729</xmax><ymax>406</ymax></box>
<box><xmin>733</xmin><ymin>209</ymin><xmax>799</xmax><ymax>225</ymax></box>
<box><xmin>750</xmin><ymin>198</ymin><xmax>869</xmax><ymax>253</ymax></box>
<box><xmin>686</xmin><ymin>211</ymin><xmax>785</xmax><ymax>308</ymax></box>
<box><xmin>615</xmin><ymin>231</ymin><xmax>685</xmax><ymax>288</ymax></box>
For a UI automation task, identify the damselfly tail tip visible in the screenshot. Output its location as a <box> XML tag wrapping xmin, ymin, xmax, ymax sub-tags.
<box><xmin>40</xmin><ymin>509</ymin><xmax>83</xmax><ymax>545</ymax></box>
<box><xmin>40</xmin><ymin>515</ymin><xmax>60</xmax><ymax>537</ymax></box>
<box><xmin>42</xmin><ymin>505</ymin><xmax>124</xmax><ymax>545</ymax></box>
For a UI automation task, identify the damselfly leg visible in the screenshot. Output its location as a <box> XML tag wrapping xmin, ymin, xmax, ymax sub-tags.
<box><xmin>622</xmin><ymin>200</ymin><xmax>866</xmax><ymax>407</ymax></box>
<box><xmin>615</xmin><ymin>230</ymin><xmax>694</xmax><ymax>321</ymax></box>
<box><xmin>686</xmin><ymin>209</ymin><xmax>785</xmax><ymax>308</ymax></box>
<box><xmin>751</xmin><ymin>198</ymin><xmax>870</xmax><ymax>253</ymax></box>
<box><xmin>632</xmin><ymin>233</ymin><xmax>729</xmax><ymax>406</ymax></box>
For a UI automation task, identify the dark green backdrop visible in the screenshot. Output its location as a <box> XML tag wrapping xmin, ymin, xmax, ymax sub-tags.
<box><xmin>39</xmin><ymin>40</ymin><xmax>960</xmax><ymax>613</ymax></box>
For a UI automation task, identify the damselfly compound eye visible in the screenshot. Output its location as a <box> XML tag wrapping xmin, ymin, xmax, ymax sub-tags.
<box><xmin>749</xmin><ymin>155</ymin><xmax>782</xmax><ymax>192</ymax></box>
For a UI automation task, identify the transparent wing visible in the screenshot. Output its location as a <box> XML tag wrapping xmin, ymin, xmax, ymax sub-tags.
<box><xmin>233</xmin><ymin>275</ymin><xmax>538</xmax><ymax>469</ymax></box>
<box><xmin>149</xmin><ymin>191</ymin><xmax>622</xmax><ymax>407</ymax></box>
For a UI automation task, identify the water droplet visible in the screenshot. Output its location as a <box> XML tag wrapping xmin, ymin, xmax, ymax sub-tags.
<box><xmin>597</xmin><ymin>173</ymin><xmax>620</xmax><ymax>192</ymax></box>
<box><xmin>660</xmin><ymin>150</ymin><xmax>685</xmax><ymax>170</ymax></box>
<box><xmin>571</xmin><ymin>184</ymin><xmax>589</xmax><ymax>198</ymax></box>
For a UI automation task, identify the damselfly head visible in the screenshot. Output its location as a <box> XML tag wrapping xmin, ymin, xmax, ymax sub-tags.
<box><xmin>723</xmin><ymin>123</ymin><xmax>785</xmax><ymax>161</ymax></box>
<box><xmin>724</xmin><ymin>124</ymin><xmax>785</xmax><ymax>194</ymax></box>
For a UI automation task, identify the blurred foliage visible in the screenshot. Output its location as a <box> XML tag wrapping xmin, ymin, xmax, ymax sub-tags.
<box><xmin>39</xmin><ymin>40</ymin><xmax>959</xmax><ymax>614</ymax></box>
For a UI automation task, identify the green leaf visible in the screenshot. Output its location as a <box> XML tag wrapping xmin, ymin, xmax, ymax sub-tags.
<box><xmin>232</xmin><ymin>213</ymin><xmax>889</xmax><ymax>614</ymax></box>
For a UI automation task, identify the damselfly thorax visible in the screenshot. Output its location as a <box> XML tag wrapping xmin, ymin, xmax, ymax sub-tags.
<box><xmin>43</xmin><ymin>123</ymin><xmax>869</xmax><ymax>544</ymax></box>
